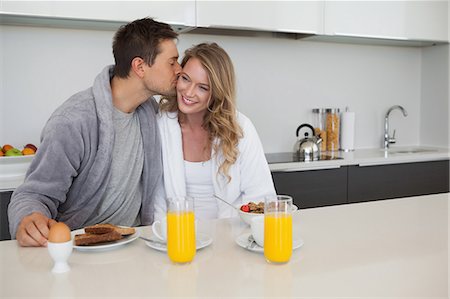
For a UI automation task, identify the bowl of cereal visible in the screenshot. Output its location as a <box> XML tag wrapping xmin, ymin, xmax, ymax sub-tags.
<box><xmin>238</xmin><ymin>202</ymin><xmax>298</xmax><ymax>225</ymax></box>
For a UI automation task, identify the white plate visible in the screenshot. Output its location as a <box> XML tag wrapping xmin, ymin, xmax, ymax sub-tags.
<box><xmin>144</xmin><ymin>233</ymin><xmax>212</xmax><ymax>252</ymax></box>
<box><xmin>72</xmin><ymin>227</ymin><xmax>140</xmax><ymax>252</ymax></box>
<box><xmin>235</xmin><ymin>232</ymin><xmax>304</xmax><ymax>253</ymax></box>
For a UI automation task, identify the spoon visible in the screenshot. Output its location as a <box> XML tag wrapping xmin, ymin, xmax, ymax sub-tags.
<box><xmin>213</xmin><ymin>195</ymin><xmax>240</xmax><ymax>212</ymax></box>
<box><xmin>139</xmin><ymin>236</ymin><xmax>166</xmax><ymax>246</ymax></box>
<box><xmin>246</xmin><ymin>234</ymin><xmax>257</xmax><ymax>250</ymax></box>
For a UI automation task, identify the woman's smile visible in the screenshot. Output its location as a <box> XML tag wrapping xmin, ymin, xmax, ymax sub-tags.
<box><xmin>181</xmin><ymin>96</ymin><xmax>198</xmax><ymax>105</ymax></box>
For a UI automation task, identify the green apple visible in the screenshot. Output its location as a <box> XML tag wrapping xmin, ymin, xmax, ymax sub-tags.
<box><xmin>5</xmin><ymin>148</ymin><xmax>23</xmax><ymax>156</ymax></box>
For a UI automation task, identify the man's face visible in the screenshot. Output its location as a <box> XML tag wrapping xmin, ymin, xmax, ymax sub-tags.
<box><xmin>144</xmin><ymin>39</ymin><xmax>181</xmax><ymax>97</ymax></box>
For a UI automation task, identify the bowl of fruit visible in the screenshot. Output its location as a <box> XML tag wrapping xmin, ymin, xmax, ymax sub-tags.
<box><xmin>0</xmin><ymin>143</ymin><xmax>37</xmax><ymax>158</ymax></box>
<box><xmin>239</xmin><ymin>201</ymin><xmax>298</xmax><ymax>225</ymax></box>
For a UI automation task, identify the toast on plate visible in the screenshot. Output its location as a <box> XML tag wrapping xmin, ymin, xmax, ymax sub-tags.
<box><xmin>74</xmin><ymin>230</ymin><xmax>123</xmax><ymax>246</ymax></box>
<box><xmin>84</xmin><ymin>223</ymin><xmax>136</xmax><ymax>236</ymax></box>
<box><xmin>75</xmin><ymin>223</ymin><xmax>136</xmax><ymax>246</ymax></box>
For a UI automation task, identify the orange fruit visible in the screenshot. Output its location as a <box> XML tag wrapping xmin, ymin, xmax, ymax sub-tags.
<box><xmin>24</xmin><ymin>143</ymin><xmax>38</xmax><ymax>152</ymax></box>
<box><xmin>2</xmin><ymin>144</ymin><xmax>13</xmax><ymax>153</ymax></box>
<box><xmin>22</xmin><ymin>148</ymin><xmax>35</xmax><ymax>155</ymax></box>
<box><xmin>0</xmin><ymin>150</ymin><xmax>3</xmax><ymax>157</ymax></box>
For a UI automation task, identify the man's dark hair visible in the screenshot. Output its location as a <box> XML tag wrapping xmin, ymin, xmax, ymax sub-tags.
<box><xmin>112</xmin><ymin>17</ymin><xmax>178</xmax><ymax>78</ymax></box>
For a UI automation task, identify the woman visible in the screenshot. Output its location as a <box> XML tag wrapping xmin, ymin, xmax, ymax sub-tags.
<box><xmin>155</xmin><ymin>42</ymin><xmax>275</xmax><ymax>220</ymax></box>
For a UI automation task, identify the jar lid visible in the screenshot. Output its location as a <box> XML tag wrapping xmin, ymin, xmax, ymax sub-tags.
<box><xmin>325</xmin><ymin>108</ymin><xmax>340</xmax><ymax>113</ymax></box>
<box><xmin>312</xmin><ymin>108</ymin><xmax>327</xmax><ymax>113</ymax></box>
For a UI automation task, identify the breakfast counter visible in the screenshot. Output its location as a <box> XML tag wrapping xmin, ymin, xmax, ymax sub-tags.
<box><xmin>267</xmin><ymin>146</ymin><xmax>450</xmax><ymax>171</ymax></box>
<box><xmin>1</xmin><ymin>193</ymin><xmax>448</xmax><ymax>298</ymax></box>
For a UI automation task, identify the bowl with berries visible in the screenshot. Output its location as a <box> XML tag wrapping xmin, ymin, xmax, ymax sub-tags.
<box><xmin>238</xmin><ymin>201</ymin><xmax>298</xmax><ymax>225</ymax></box>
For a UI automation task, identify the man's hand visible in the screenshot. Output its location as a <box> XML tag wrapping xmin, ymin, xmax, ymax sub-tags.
<box><xmin>16</xmin><ymin>212</ymin><xmax>57</xmax><ymax>247</ymax></box>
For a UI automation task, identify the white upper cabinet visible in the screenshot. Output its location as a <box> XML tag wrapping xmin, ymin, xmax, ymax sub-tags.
<box><xmin>196</xmin><ymin>1</ymin><xmax>324</xmax><ymax>34</ymax></box>
<box><xmin>1</xmin><ymin>1</ymin><xmax>196</xmax><ymax>27</ymax></box>
<box><xmin>1</xmin><ymin>1</ymin><xmax>447</xmax><ymax>43</ymax></box>
<box><xmin>324</xmin><ymin>1</ymin><xmax>448</xmax><ymax>42</ymax></box>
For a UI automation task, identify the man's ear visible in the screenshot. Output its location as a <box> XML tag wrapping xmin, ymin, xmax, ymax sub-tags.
<box><xmin>130</xmin><ymin>57</ymin><xmax>147</xmax><ymax>78</ymax></box>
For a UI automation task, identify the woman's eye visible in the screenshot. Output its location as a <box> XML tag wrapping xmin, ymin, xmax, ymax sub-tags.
<box><xmin>200</xmin><ymin>86</ymin><xmax>209</xmax><ymax>91</ymax></box>
<box><xmin>181</xmin><ymin>75</ymin><xmax>189</xmax><ymax>81</ymax></box>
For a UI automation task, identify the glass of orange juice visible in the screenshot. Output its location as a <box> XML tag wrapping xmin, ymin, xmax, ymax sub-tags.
<box><xmin>264</xmin><ymin>195</ymin><xmax>293</xmax><ymax>264</ymax></box>
<box><xmin>167</xmin><ymin>197</ymin><xmax>196</xmax><ymax>264</ymax></box>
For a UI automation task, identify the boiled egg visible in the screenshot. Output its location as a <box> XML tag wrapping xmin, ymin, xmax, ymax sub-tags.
<box><xmin>48</xmin><ymin>222</ymin><xmax>71</xmax><ymax>243</ymax></box>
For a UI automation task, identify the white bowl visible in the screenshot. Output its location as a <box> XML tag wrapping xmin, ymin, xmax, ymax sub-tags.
<box><xmin>0</xmin><ymin>155</ymin><xmax>35</xmax><ymax>189</ymax></box>
<box><xmin>238</xmin><ymin>204</ymin><xmax>298</xmax><ymax>225</ymax></box>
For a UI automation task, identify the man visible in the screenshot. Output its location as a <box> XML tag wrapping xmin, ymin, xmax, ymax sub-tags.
<box><xmin>8</xmin><ymin>18</ymin><xmax>181</xmax><ymax>247</ymax></box>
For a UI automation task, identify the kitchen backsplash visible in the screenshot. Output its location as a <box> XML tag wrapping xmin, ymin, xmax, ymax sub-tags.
<box><xmin>1</xmin><ymin>25</ymin><xmax>448</xmax><ymax>152</ymax></box>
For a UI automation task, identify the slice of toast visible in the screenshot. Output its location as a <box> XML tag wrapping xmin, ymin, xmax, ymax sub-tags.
<box><xmin>84</xmin><ymin>223</ymin><xmax>136</xmax><ymax>236</ymax></box>
<box><xmin>114</xmin><ymin>226</ymin><xmax>135</xmax><ymax>236</ymax></box>
<box><xmin>74</xmin><ymin>230</ymin><xmax>123</xmax><ymax>246</ymax></box>
<box><xmin>84</xmin><ymin>224</ymin><xmax>115</xmax><ymax>234</ymax></box>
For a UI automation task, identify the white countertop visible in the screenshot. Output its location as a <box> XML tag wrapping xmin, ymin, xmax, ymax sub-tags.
<box><xmin>269</xmin><ymin>146</ymin><xmax>450</xmax><ymax>171</ymax></box>
<box><xmin>1</xmin><ymin>193</ymin><xmax>448</xmax><ymax>298</ymax></box>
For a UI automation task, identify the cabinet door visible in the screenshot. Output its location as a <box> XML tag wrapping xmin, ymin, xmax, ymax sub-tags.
<box><xmin>324</xmin><ymin>1</ymin><xmax>448</xmax><ymax>42</ymax></box>
<box><xmin>1</xmin><ymin>1</ymin><xmax>196</xmax><ymax>26</ymax></box>
<box><xmin>197</xmin><ymin>1</ymin><xmax>324</xmax><ymax>34</ymax></box>
<box><xmin>0</xmin><ymin>191</ymin><xmax>12</xmax><ymax>241</ymax></box>
<box><xmin>272</xmin><ymin>167</ymin><xmax>347</xmax><ymax>209</ymax></box>
<box><xmin>348</xmin><ymin>160</ymin><xmax>450</xmax><ymax>204</ymax></box>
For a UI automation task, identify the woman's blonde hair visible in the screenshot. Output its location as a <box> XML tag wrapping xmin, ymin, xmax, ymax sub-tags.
<box><xmin>160</xmin><ymin>42</ymin><xmax>243</xmax><ymax>182</ymax></box>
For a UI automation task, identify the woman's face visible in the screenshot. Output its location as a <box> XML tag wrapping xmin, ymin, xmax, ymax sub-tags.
<box><xmin>176</xmin><ymin>57</ymin><xmax>212</xmax><ymax>118</ymax></box>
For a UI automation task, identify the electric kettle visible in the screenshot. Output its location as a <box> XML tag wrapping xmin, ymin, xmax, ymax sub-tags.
<box><xmin>294</xmin><ymin>123</ymin><xmax>322</xmax><ymax>161</ymax></box>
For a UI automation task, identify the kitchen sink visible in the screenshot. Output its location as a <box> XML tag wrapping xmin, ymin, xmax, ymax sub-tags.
<box><xmin>381</xmin><ymin>147</ymin><xmax>438</xmax><ymax>154</ymax></box>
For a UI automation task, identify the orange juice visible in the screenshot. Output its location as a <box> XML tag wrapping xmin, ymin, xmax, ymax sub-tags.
<box><xmin>167</xmin><ymin>211</ymin><xmax>196</xmax><ymax>263</ymax></box>
<box><xmin>264</xmin><ymin>213</ymin><xmax>292</xmax><ymax>263</ymax></box>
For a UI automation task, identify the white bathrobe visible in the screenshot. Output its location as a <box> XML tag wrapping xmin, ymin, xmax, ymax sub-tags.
<box><xmin>154</xmin><ymin>111</ymin><xmax>276</xmax><ymax>220</ymax></box>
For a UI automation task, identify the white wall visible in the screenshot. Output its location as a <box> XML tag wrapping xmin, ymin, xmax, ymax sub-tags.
<box><xmin>0</xmin><ymin>25</ymin><xmax>440</xmax><ymax>153</ymax></box>
<box><xmin>1</xmin><ymin>26</ymin><xmax>113</xmax><ymax>148</ymax></box>
<box><xmin>420</xmin><ymin>44</ymin><xmax>449</xmax><ymax>147</ymax></box>
<box><xmin>0</xmin><ymin>26</ymin><xmax>4</xmax><ymax>143</ymax></box>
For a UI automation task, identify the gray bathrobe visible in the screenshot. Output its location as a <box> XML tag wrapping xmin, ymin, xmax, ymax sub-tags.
<box><xmin>8</xmin><ymin>65</ymin><xmax>163</xmax><ymax>237</ymax></box>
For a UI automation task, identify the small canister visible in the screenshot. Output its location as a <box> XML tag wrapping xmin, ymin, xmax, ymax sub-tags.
<box><xmin>312</xmin><ymin>108</ymin><xmax>327</xmax><ymax>152</ymax></box>
<box><xmin>325</xmin><ymin>108</ymin><xmax>340</xmax><ymax>151</ymax></box>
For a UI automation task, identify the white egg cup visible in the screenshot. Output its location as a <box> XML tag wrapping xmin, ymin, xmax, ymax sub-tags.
<box><xmin>47</xmin><ymin>240</ymin><xmax>73</xmax><ymax>273</ymax></box>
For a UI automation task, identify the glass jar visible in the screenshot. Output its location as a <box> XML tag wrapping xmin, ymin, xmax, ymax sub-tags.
<box><xmin>312</xmin><ymin>108</ymin><xmax>327</xmax><ymax>152</ymax></box>
<box><xmin>325</xmin><ymin>108</ymin><xmax>340</xmax><ymax>151</ymax></box>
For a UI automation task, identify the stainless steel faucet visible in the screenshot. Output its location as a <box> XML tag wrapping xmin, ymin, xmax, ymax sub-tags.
<box><xmin>384</xmin><ymin>105</ymin><xmax>408</xmax><ymax>149</ymax></box>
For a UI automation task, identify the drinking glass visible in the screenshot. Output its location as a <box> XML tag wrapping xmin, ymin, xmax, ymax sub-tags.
<box><xmin>264</xmin><ymin>195</ymin><xmax>293</xmax><ymax>264</ymax></box>
<box><xmin>167</xmin><ymin>197</ymin><xmax>196</xmax><ymax>264</ymax></box>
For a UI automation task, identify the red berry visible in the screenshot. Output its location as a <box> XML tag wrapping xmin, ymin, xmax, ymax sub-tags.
<box><xmin>241</xmin><ymin>205</ymin><xmax>250</xmax><ymax>212</ymax></box>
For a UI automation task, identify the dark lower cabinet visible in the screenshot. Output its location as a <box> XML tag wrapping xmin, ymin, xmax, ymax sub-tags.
<box><xmin>348</xmin><ymin>160</ymin><xmax>449</xmax><ymax>203</ymax></box>
<box><xmin>1</xmin><ymin>191</ymin><xmax>12</xmax><ymax>241</ymax></box>
<box><xmin>271</xmin><ymin>160</ymin><xmax>449</xmax><ymax>209</ymax></box>
<box><xmin>272</xmin><ymin>167</ymin><xmax>348</xmax><ymax>209</ymax></box>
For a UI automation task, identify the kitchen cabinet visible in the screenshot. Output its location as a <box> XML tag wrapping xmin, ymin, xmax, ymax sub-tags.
<box><xmin>324</xmin><ymin>1</ymin><xmax>448</xmax><ymax>42</ymax></box>
<box><xmin>2</xmin><ymin>1</ymin><xmax>447</xmax><ymax>45</ymax></box>
<box><xmin>348</xmin><ymin>160</ymin><xmax>449</xmax><ymax>204</ymax></box>
<box><xmin>272</xmin><ymin>167</ymin><xmax>348</xmax><ymax>209</ymax></box>
<box><xmin>0</xmin><ymin>1</ymin><xmax>196</xmax><ymax>27</ymax></box>
<box><xmin>271</xmin><ymin>160</ymin><xmax>449</xmax><ymax>209</ymax></box>
<box><xmin>196</xmin><ymin>0</ymin><xmax>324</xmax><ymax>34</ymax></box>
<box><xmin>0</xmin><ymin>191</ymin><xmax>12</xmax><ymax>241</ymax></box>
